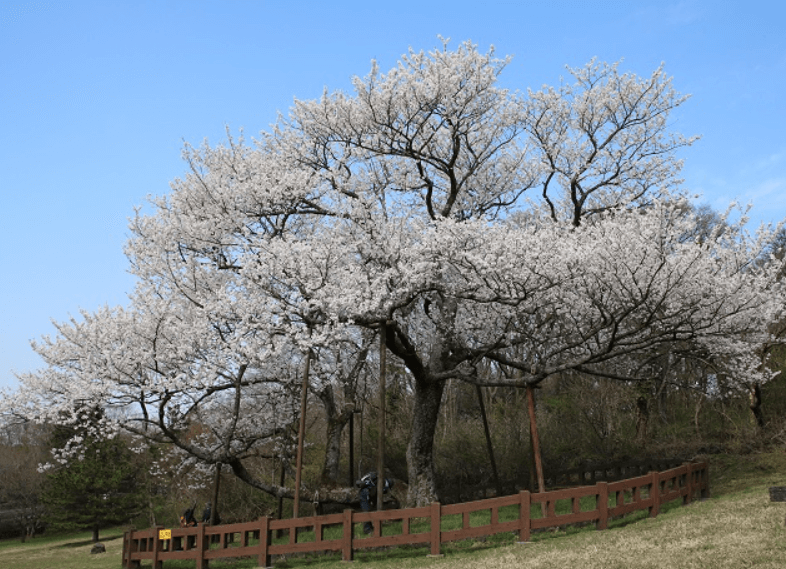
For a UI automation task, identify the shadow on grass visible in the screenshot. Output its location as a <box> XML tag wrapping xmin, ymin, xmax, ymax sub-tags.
<box><xmin>57</xmin><ymin>534</ymin><xmax>123</xmax><ymax>548</ymax></box>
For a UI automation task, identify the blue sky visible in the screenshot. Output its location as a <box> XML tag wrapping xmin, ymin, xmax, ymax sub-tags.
<box><xmin>1</xmin><ymin>0</ymin><xmax>784</xmax><ymax>390</ymax></box>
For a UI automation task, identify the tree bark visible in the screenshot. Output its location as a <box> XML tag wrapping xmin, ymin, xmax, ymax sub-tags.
<box><xmin>317</xmin><ymin>384</ymin><xmax>353</xmax><ymax>486</ymax></box>
<box><xmin>656</xmin><ymin>353</ymin><xmax>673</xmax><ymax>425</ymax></box>
<box><xmin>750</xmin><ymin>383</ymin><xmax>764</xmax><ymax>429</ymax></box>
<box><xmin>406</xmin><ymin>377</ymin><xmax>445</xmax><ymax>507</ymax></box>
<box><xmin>635</xmin><ymin>395</ymin><xmax>649</xmax><ymax>446</ymax></box>
<box><xmin>321</xmin><ymin>415</ymin><xmax>348</xmax><ymax>485</ymax></box>
<box><xmin>694</xmin><ymin>392</ymin><xmax>704</xmax><ymax>438</ymax></box>
<box><xmin>226</xmin><ymin>457</ymin><xmax>358</xmax><ymax>505</ymax></box>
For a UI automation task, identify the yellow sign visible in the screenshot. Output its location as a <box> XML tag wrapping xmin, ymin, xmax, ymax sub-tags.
<box><xmin>159</xmin><ymin>529</ymin><xmax>172</xmax><ymax>540</ymax></box>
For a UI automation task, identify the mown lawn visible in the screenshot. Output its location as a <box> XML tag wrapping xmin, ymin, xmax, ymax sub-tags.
<box><xmin>3</xmin><ymin>451</ymin><xmax>786</xmax><ymax>569</ymax></box>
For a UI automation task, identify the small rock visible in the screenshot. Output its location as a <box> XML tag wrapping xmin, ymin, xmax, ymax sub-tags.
<box><xmin>90</xmin><ymin>542</ymin><xmax>106</xmax><ymax>554</ymax></box>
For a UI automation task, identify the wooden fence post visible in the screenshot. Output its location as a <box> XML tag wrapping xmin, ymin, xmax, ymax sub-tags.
<box><xmin>151</xmin><ymin>527</ymin><xmax>163</xmax><ymax>569</ymax></box>
<box><xmin>702</xmin><ymin>462</ymin><xmax>710</xmax><ymax>499</ymax></box>
<box><xmin>257</xmin><ymin>516</ymin><xmax>271</xmax><ymax>568</ymax></box>
<box><xmin>122</xmin><ymin>531</ymin><xmax>129</xmax><ymax>569</ymax></box>
<box><xmin>684</xmin><ymin>463</ymin><xmax>693</xmax><ymax>505</ymax></box>
<box><xmin>196</xmin><ymin>522</ymin><xmax>206</xmax><ymax>569</ymax></box>
<box><xmin>342</xmin><ymin>509</ymin><xmax>354</xmax><ymax>562</ymax></box>
<box><xmin>126</xmin><ymin>530</ymin><xmax>140</xmax><ymax>569</ymax></box>
<box><xmin>649</xmin><ymin>471</ymin><xmax>660</xmax><ymax>518</ymax></box>
<box><xmin>127</xmin><ymin>461</ymin><xmax>715</xmax><ymax>569</ymax></box>
<box><xmin>518</xmin><ymin>490</ymin><xmax>531</xmax><ymax>543</ymax></box>
<box><xmin>428</xmin><ymin>502</ymin><xmax>443</xmax><ymax>557</ymax></box>
<box><xmin>596</xmin><ymin>482</ymin><xmax>608</xmax><ymax>530</ymax></box>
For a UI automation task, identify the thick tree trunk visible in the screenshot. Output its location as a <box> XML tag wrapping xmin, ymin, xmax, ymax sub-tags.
<box><xmin>635</xmin><ymin>395</ymin><xmax>649</xmax><ymax>446</ymax></box>
<box><xmin>694</xmin><ymin>392</ymin><xmax>704</xmax><ymax>438</ymax></box>
<box><xmin>317</xmin><ymin>383</ymin><xmax>352</xmax><ymax>486</ymax></box>
<box><xmin>750</xmin><ymin>383</ymin><xmax>764</xmax><ymax>429</ymax></box>
<box><xmin>321</xmin><ymin>415</ymin><xmax>349</xmax><ymax>484</ymax></box>
<box><xmin>656</xmin><ymin>354</ymin><xmax>673</xmax><ymax>425</ymax></box>
<box><xmin>317</xmin><ymin>338</ymin><xmax>368</xmax><ymax>487</ymax></box>
<box><xmin>406</xmin><ymin>377</ymin><xmax>445</xmax><ymax>507</ymax></box>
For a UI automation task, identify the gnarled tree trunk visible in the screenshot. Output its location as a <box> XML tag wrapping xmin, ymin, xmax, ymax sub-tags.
<box><xmin>317</xmin><ymin>383</ymin><xmax>353</xmax><ymax>486</ymax></box>
<box><xmin>406</xmin><ymin>376</ymin><xmax>445</xmax><ymax>507</ymax></box>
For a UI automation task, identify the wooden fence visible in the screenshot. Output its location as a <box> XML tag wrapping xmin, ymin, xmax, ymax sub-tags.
<box><xmin>122</xmin><ymin>461</ymin><xmax>708</xmax><ymax>568</ymax></box>
<box><xmin>545</xmin><ymin>457</ymin><xmax>686</xmax><ymax>487</ymax></box>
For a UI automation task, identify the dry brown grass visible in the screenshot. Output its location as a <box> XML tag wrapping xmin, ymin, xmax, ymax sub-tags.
<box><xmin>0</xmin><ymin>529</ymin><xmax>125</xmax><ymax>569</ymax></box>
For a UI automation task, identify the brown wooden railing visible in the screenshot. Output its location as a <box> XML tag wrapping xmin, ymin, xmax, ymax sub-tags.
<box><xmin>546</xmin><ymin>457</ymin><xmax>686</xmax><ymax>487</ymax></box>
<box><xmin>122</xmin><ymin>461</ymin><xmax>708</xmax><ymax>568</ymax></box>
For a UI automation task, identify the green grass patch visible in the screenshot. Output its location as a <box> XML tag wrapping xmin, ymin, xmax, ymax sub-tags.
<box><xmin>3</xmin><ymin>452</ymin><xmax>785</xmax><ymax>569</ymax></box>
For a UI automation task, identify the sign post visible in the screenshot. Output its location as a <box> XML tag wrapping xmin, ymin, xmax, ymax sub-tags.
<box><xmin>768</xmin><ymin>487</ymin><xmax>786</xmax><ymax>526</ymax></box>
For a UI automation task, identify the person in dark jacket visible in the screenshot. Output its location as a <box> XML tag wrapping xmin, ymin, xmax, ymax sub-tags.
<box><xmin>179</xmin><ymin>504</ymin><xmax>198</xmax><ymax>549</ymax></box>
<box><xmin>201</xmin><ymin>502</ymin><xmax>220</xmax><ymax>525</ymax></box>
<box><xmin>356</xmin><ymin>471</ymin><xmax>394</xmax><ymax>534</ymax></box>
<box><xmin>180</xmin><ymin>505</ymin><xmax>198</xmax><ymax>528</ymax></box>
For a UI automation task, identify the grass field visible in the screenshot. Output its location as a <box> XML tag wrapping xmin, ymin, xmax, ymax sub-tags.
<box><xmin>3</xmin><ymin>451</ymin><xmax>786</xmax><ymax>569</ymax></box>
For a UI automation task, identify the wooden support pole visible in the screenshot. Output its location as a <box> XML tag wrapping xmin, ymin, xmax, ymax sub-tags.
<box><xmin>526</xmin><ymin>384</ymin><xmax>546</xmax><ymax>517</ymax></box>
<box><xmin>293</xmin><ymin>351</ymin><xmax>311</xmax><ymax>519</ymax></box>
<box><xmin>210</xmin><ymin>463</ymin><xmax>221</xmax><ymax>526</ymax></box>
<box><xmin>376</xmin><ymin>323</ymin><xmax>387</xmax><ymax>512</ymax></box>
<box><xmin>526</xmin><ymin>385</ymin><xmax>546</xmax><ymax>495</ymax></box>
<box><xmin>276</xmin><ymin>461</ymin><xmax>285</xmax><ymax>538</ymax></box>
<box><xmin>348</xmin><ymin>410</ymin><xmax>355</xmax><ymax>487</ymax></box>
<box><xmin>476</xmin><ymin>384</ymin><xmax>503</xmax><ymax>497</ymax></box>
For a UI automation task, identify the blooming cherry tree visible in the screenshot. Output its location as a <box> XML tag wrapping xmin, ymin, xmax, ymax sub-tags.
<box><xmin>5</xmin><ymin>40</ymin><xmax>784</xmax><ymax>508</ymax></box>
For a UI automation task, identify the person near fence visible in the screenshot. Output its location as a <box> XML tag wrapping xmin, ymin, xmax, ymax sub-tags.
<box><xmin>179</xmin><ymin>504</ymin><xmax>198</xmax><ymax>527</ymax></box>
<box><xmin>356</xmin><ymin>471</ymin><xmax>394</xmax><ymax>534</ymax></box>
<box><xmin>177</xmin><ymin>503</ymin><xmax>199</xmax><ymax>550</ymax></box>
<box><xmin>201</xmin><ymin>501</ymin><xmax>220</xmax><ymax>524</ymax></box>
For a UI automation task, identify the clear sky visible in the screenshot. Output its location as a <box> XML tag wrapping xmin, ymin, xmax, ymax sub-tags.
<box><xmin>1</xmin><ymin>0</ymin><xmax>784</xmax><ymax>390</ymax></box>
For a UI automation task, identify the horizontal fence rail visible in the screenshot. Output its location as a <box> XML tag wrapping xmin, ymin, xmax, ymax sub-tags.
<box><xmin>122</xmin><ymin>461</ymin><xmax>708</xmax><ymax>568</ymax></box>
<box><xmin>545</xmin><ymin>457</ymin><xmax>686</xmax><ymax>487</ymax></box>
